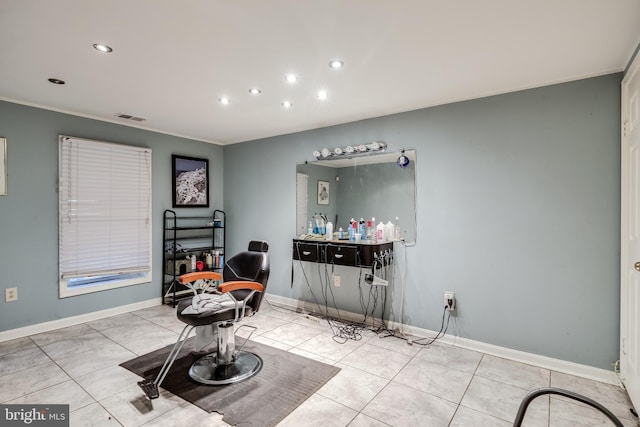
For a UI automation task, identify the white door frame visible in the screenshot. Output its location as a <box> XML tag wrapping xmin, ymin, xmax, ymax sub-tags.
<box><xmin>621</xmin><ymin>51</ymin><xmax>640</xmax><ymax>409</ymax></box>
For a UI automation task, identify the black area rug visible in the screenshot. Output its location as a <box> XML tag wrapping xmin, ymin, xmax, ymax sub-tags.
<box><xmin>120</xmin><ymin>338</ymin><xmax>340</xmax><ymax>427</ymax></box>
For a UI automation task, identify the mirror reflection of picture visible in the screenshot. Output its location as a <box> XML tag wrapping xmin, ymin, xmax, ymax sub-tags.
<box><xmin>318</xmin><ymin>180</ymin><xmax>329</xmax><ymax>205</ymax></box>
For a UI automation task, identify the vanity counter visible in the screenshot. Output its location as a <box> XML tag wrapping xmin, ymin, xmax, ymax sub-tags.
<box><xmin>292</xmin><ymin>238</ymin><xmax>393</xmax><ymax>267</ymax></box>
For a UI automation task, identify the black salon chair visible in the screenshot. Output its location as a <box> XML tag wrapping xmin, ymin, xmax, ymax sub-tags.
<box><xmin>138</xmin><ymin>240</ymin><xmax>269</xmax><ymax>399</ymax></box>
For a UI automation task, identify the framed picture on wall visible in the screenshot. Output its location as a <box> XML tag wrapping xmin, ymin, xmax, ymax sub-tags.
<box><xmin>172</xmin><ymin>154</ymin><xmax>209</xmax><ymax>207</ymax></box>
<box><xmin>317</xmin><ymin>180</ymin><xmax>329</xmax><ymax>205</ymax></box>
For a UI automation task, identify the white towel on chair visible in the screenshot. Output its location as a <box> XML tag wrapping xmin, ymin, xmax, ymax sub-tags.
<box><xmin>181</xmin><ymin>293</ymin><xmax>236</xmax><ymax>315</ymax></box>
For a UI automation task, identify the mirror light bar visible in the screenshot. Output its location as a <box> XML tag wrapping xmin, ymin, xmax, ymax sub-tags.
<box><xmin>314</xmin><ymin>141</ymin><xmax>387</xmax><ymax>160</ymax></box>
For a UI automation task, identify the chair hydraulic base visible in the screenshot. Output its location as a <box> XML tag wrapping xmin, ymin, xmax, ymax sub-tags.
<box><xmin>188</xmin><ymin>322</ymin><xmax>262</xmax><ymax>385</ymax></box>
<box><xmin>189</xmin><ymin>351</ymin><xmax>263</xmax><ymax>385</ymax></box>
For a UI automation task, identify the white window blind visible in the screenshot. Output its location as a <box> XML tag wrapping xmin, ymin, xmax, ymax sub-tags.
<box><xmin>296</xmin><ymin>172</ymin><xmax>308</xmax><ymax>236</ymax></box>
<box><xmin>58</xmin><ymin>136</ymin><xmax>152</xmax><ymax>296</ymax></box>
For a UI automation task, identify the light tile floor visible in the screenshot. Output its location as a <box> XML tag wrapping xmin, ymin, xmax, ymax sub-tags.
<box><xmin>0</xmin><ymin>300</ymin><xmax>638</xmax><ymax>427</ymax></box>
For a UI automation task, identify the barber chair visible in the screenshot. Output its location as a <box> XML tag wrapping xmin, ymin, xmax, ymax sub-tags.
<box><xmin>138</xmin><ymin>240</ymin><xmax>269</xmax><ymax>399</ymax></box>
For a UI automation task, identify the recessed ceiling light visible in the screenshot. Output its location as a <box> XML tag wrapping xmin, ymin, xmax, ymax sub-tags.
<box><xmin>48</xmin><ymin>78</ymin><xmax>65</xmax><ymax>85</ymax></box>
<box><xmin>282</xmin><ymin>101</ymin><xmax>293</xmax><ymax>108</ymax></box>
<box><xmin>93</xmin><ymin>43</ymin><xmax>113</xmax><ymax>53</ymax></box>
<box><xmin>219</xmin><ymin>97</ymin><xmax>230</xmax><ymax>105</ymax></box>
<box><xmin>248</xmin><ymin>88</ymin><xmax>261</xmax><ymax>95</ymax></box>
<box><xmin>329</xmin><ymin>60</ymin><xmax>344</xmax><ymax>69</ymax></box>
<box><xmin>317</xmin><ymin>90</ymin><xmax>328</xmax><ymax>100</ymax></box>
<box><xmin>285</xmin><ymin>74</ymin><xmax>298</xmax><ymax>84</ymax></box>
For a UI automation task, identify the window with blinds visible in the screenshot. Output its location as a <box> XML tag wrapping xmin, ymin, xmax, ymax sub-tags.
<box><xmin>296</xmin><ymin>172</ymin><xmax>308</xmax><ymax>236</ymax></box>
<box><xmin>58</xmin><ymin>135</ymin><xmax>152</xmax><ymax>298</ymax></box>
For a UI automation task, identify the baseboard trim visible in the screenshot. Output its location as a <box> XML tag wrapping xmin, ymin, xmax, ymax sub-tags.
<box><xmin>265</xmin><ymin>293</ymin><xmax>621</xmax><ymax>386</ymax></box>
<box><xmin>392</xmin><ymin>321</ymin><xmax>621</xmax><ymax>386</ymax></box>
<box><xmin>0</xmin><ymin>298</ymin><xmax>162</xmax><ymax>343</ymax></box>
<box><xmin>265</xmin><ymin>293</ymin><xmax>382</xmax><ymax>327</ymax></box>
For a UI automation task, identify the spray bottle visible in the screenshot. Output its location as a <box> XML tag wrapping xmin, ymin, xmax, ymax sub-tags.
<box><xmin>318</xmin><ymin>214</ymin><xmax>326</xmax><ymax>235</ymax></box>
<box><xmin>348</xmin><ymin>218</ymin><xmax>355</xmax><ymax>242</ymax></box>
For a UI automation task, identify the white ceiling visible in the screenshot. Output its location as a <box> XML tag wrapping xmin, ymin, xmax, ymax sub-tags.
<box><xmin>1</xmin><ymin>0</ymin><xmax>639</xmax><ymax>145</ymax></box>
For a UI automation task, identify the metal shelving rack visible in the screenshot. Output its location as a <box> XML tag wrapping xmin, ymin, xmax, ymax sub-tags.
<box><xmin>162</xmin><ymin>209</ymin><xmax>226</xmax><ymax>306</ymax></box>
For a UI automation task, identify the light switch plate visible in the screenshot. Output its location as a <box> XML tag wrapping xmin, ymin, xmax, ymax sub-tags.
<box><xmin>5</xmin><ymin>287</ymin><xmax>17</xmax><ymax>302</ymax></box>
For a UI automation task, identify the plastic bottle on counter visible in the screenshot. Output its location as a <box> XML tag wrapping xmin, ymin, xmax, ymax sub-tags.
<box><xmin>326</xmin><ymin>221</ymin><xmax>333</xmax><ymax>241</ymax></box>
<box><xmin>350</xmin><ymin>220</ymin><xmax>357</xmax><ymax>242</ymax></box>
<box><xmin>371</xmin><ymin>217</ymin><xmax>377</xmax><ymax>242</ymax></box>
<box><xmin>376</xmin><ymin>222</ymin><xmax>385</xmax><ymax>242</ymax></box>
<box><xmin>348</xmin><ymin>218</ymin><xmax>355</xmax><ymax>242</ymax></box>
<box><xmin>317</xmin><ymin>214</ymin><xmax>326</xmax><ymax>235</ymax></box>
<box><xmin>365</xmin><ymin>218</ymin><xmax>373</xmax><ymax>241</ymax></box>
<box><xmin>385</xmin><ymin>220</ymin><xmax>395</xmax><ymax>242</ymax></box>
<box><xmin>338</xmin><ymin>227</ymin><xmax>344</xmax><ymax>239</ymax></box>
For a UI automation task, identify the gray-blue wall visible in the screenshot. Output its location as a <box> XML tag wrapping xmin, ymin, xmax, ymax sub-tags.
<box><xmin>0</xmin><ymin>73</ymin><xmax>622</xmax><ymax>370</ymax></box>
<box><xmin>0</xmin><ymin>101</ymin><xmax>223</xmax><ymax>331</ymax></box>
<box><xmin>224</xmin><ymin>74</ymin><xmax>622</xmax><ymax>369</ymax></box>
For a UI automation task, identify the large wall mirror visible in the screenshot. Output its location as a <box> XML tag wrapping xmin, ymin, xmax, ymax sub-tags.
<box><xmin>296</xmin><ymin>150</ymin><xmax>417</xmax><ymax>243</ymax></box>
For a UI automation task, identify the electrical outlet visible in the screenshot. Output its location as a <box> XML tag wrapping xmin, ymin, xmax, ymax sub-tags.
<box><xmin>333</xmin><ymin>274</ymin><xmax>341</xmax><ymax>287</ymax></box>
<box><xmin>444</xmin><ymin>291</ymin><xmax>455</xmax><ymax>311</ymax></box>
<box><xmin>5</xmin><ymin>287</ymin><xmax>17</xmax><ymax>302</ymax></box>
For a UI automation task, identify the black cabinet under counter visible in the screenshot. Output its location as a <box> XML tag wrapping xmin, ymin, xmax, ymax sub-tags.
<box><xmin>292</xmin><ymin>238</ymin><xmax>393</xmax><ymax>268</ymax></box>
<box><xmin>292</xmin><ymin>241</ymin><xmax>325</xmax><ymax>263</ymax></box>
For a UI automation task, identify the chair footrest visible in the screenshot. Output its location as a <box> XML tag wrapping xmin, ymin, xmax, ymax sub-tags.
<box><xmin>188</xmin><ymin>351</ymin><xmax>263</xmax><ymax>385</ymax></box>
<box><xmin>137</xmin><ymin>379</ymin><xmax>159</xmax><ymax>399</ymax></box>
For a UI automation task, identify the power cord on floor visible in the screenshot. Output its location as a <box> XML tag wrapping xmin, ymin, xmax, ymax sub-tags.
<box><xmin>292</xmin><ymin>242</ymin><xmax>450</xmax><ymax>346</ymax></box>
<box><xmin>265</xmin><ymin>293</ymin><xmax>451</xmax><ymax>348</ymax></box>
<box><xmin>322</xmin><ymin>261</ymin><xmax>366</xmax><ymax>343</ymax></box>
<box><xmin>378</xmin><ymin>306</ymin><xmax>451</xmax><ymax>347</ymax></box>
<box><xmin>293</xmin><ymin>243</ymin><xmax>367</xmax><ymax>343</ymax></box>
<box><xmin>262</xmin><ymin>296</ymin><xmax>300</xmax><ymax>315</ymax></box>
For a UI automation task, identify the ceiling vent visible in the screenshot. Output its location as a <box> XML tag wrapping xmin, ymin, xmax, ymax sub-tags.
<box><xmin>115</xmin><ymin>113</ymin><xmax>146</xmax><ymax>122</ymax></box>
